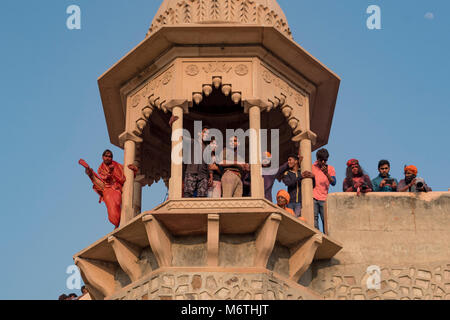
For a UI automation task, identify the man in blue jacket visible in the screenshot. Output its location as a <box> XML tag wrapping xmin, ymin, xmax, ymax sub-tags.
<box><xmin>372</xmin><ymin>160</ymin><xmax>398</xmax><ymax>192</ymax></box>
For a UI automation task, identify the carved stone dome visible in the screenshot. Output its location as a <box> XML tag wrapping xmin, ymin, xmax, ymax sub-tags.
<box><xmin>147</xmin><ymin>0</ymin><xmax>292</xmax><ymax>39</ymax></box>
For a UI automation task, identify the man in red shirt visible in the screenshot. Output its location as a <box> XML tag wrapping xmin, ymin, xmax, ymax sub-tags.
<box><xmin>312</xmin><ymin>149</ymin><xmax>336</xmax><ymax>233</ymax></box>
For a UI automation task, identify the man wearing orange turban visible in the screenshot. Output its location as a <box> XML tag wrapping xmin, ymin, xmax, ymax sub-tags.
<box><xmin>276</xmin><ymin>190</ymin><xmax>307</xmax><ymax>222</ymax></box>
<box><xmin>398</xmin><ymin>165</ymin><xmax>432</xmax><ymax>192</ymax></box>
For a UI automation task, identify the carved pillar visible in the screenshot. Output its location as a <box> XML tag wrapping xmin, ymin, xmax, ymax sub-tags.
<box><xmin>248</xmin><ymin>105</ymin><xmax>264</xmax><ymax>198</ymax></box>
<box><xmin>133</xmin><ymin>175</ymin><xmax>146</xmax><ymax>215</ymax></box>
<box><xmin>119</xmin><ymin>132</ymin><xmax>143</xmax><ymax>227</ymax></box>
<box><xmin>169</xmin><ymin>106</ymin><xmax>184</xmax><ymax>199</ymax></box>
<box><xmin>132</xmin><ymin>144</ymin><xmax>144</xmax><ymax>216</ymax></box>
<box><xmin>294</xmin><ymin>130</ymin><xmax>317</xmax><ymax>227</ymax></box>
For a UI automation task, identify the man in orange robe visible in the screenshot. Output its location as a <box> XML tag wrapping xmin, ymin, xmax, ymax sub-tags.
<box><xmin>83</xmin><ymin>150</ymin><xmax>136</xmax><ymax>229</ymax></box>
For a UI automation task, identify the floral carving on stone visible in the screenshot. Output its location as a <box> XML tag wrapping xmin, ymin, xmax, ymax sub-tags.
<box><xmin>129</xmin><ymin>67</ymin><xmax>174</xmax><ymax>110</ymax></box>
<box><xmin>163</xmin><ymin>200</ymin><xmax>266</xmax><ymax>210</ymax></box>
<box><xmin>186</xmin><ymin>64</ymin><xmax>200</xmax><ymax>76</ymax></box>
<box><xmin>261</xmin><ymin>67</ymin><xmax>306</xmax><ymax>99</ymax></box>
<box><xmin>295</xmin><ymin>93</ymin><xmax>305</xmax><ymax>107</ymax></box>
<box><xmin>147</xmin><ymin>0</ymin><xmax>293</xmax><ymax>40</ymax></box>
<box><xmin>262</xmin><ymin>70</ymin><xmax>272</xmax><ymax>84</ymax></box>
<box><xmin>203</xmin><ymin>62</ymin><xmax>232</xmax><ymax>74</ymax></box>
<box><xmin>130</xmin><ymin>94</ymin><xmax>142</xmax><ymax>108</ymax></box>
<box><xmin>235</xmin><ymin>64</ymin><xmax>249</xmax><ymax>76</ymax></box>
<box><xmin>162</xmin><ymin>71</ymin><xmax>173</xmax><ymax>85</ymax></box>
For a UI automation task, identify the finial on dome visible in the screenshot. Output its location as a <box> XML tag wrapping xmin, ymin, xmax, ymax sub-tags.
<box><xmin>147</xmin><ymin>0</ymin><xmax>292</xmax><ymax>39</ymax></box>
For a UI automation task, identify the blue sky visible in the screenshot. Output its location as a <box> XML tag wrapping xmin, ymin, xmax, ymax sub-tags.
<box><xmin>0</xmin><ymin>0</ymin><xmax>448</xmax><ymax>299</ymax></box>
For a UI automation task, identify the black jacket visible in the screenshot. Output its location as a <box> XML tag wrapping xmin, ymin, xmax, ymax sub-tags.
<box><xmin>282</xmin><ymin>169</ymin><xmax>316</xmax><ymax>204</ymax></box>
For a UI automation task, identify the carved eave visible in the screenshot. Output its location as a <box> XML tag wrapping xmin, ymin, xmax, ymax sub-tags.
<box><xmin>98</xmin><ymin>26</ymin><xmax>340</xmax><ymax>149</ymax></box>
<box><xmin>73</xmin><ymin>198</ymin><xmax>342</xmax><ymax>300</ymax></box>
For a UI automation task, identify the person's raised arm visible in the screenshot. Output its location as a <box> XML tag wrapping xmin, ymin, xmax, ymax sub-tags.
<box><xmin>282</xmin><ymin>172</ymin><xmax>297</xmax><ymax>187</ymax></box>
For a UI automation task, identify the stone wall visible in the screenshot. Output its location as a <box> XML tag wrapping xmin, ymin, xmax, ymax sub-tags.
<box><xmin>307</xmin><ymin>192</ymin><xmax>450</xmax><ymax>300</ymax></box>
<box><xmin>109</xmin><ymin>271</ymin><xmax>320</xmax><ymax>300</ymax></box>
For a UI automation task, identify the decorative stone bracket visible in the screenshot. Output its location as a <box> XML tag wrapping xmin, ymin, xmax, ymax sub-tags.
<box><xmin>292</xmin><ymin>130</ymin><xmax>317</xmax><ymax>145</ymax></box>
<box><xmin>207</xmin><ymin>214</ymin><xmax>220</xmax><ymax>267</ymax></box>
<box><xmin>108</xmin><ymin>236</ymin><xmax>143</xmax><ymax>283</ymax></box>
<box><xmin>193</xmin><ymin>76</ymin><xmax>242</xmax><ymax>106</ymax></box>
<box><xmin>254</xmin><ymin>213</ymin><xmax>282</xmax><ymax>268</ymax></box>
<box><xmin>142</xmin><ymin>214</ymin><xmax>172</xmax><ymax>267</ymax></box>
<box><xmin>244</xmin><ymin>98</ymin><xmax>301</xmax><ymax>136</ymax></box>
<box><xmin>118</xmin><ymin>131</ymin><xmax>143</xmax><ymax>148</ymax></box>
<box><xmin>74</xmin><ymin>257</ymin><xmax>116</xmax><ymax>299</ymax></box>
<box><xmin>289</xmin><ymin>234</ymin><xmax>323</xmax><ymax>282</ymax></box>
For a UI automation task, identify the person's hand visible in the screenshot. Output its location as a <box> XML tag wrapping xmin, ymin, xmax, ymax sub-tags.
<box><xmin>302</xmin><ymin>171</ymin><xmax>314</xmax><ymax>179</ymax></box>
<box><xmin>354</xmin><ymin>182</ymin><xmax>362</xmax><ymax>189</ymax></box>
<box><xmin>321</xmin><ymin>165</ymin><xmax>328</xmax><ymax>174</ymax></box>
<box><xmin>208</xmin><ymin>177</ymin><xmax>213</xmax><ymax>188</ymax></box>
<box><xmin>128</xmin><ymin>164</ymin><xmax>139</xmax><ymax>173</ymax></box>
<box><xmin>85</xmin><ymin>168</ymin><xmax>93</xmax><ymax>178</ymax></box>
<box><xmin>379</xmin><ymin>179</ymin><xmax>386</xmax><ymax>188</ymax></box>
<box><xmin>392</xmin><ymin>181</ymin><xmax>397</xmax><ymax>189</ymax></box>
<box><xmin>409</xmin><ymin>178</ymin><xmax>417</xmax><ymax>187</ymax></box>
<box><xmin>209</xmin><ymin>163</ymin><xmax>218</xmax><ymax>171</ymax></box>
<box><xmin>169</xmin><ymin>115</ymin><xmax>179</xmax><ymax>127</ymax></box>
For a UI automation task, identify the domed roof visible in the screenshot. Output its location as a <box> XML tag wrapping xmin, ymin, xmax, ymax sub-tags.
<box><xmin>147</xmin><ymin>0</ymin><xmax>292</xmax><ymax>39</ymax></box>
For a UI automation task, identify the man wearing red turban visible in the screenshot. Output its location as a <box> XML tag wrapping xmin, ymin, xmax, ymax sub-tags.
<box><xmin>398</xmin><ymin>165</ymin><xmax>432</xmax><ymax>192</ymax></box>
<box><xmin>343</xmin><ymin>159</ymin><xmax>373</xmax><ymax>195</ymax></box>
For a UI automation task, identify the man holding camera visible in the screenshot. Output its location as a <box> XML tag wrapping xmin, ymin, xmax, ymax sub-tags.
<box><xmin>312</xmin><ymin>149</ymin><xmax>336</xmax><ymax>233</ymax></box>
<box><xmin>398</xmin><ymin>165</ymin><xmax>432</xmax><ymax>192</ymax></box>
<box><xmin>372</xmin><ymin>160</ymin><xmax>398</xmax><ymax>192</ymax></box>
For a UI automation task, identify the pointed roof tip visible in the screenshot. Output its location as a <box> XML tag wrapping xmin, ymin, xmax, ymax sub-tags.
<box><xmin>147</xmin><ymin>0</ymin><xmax>292</xmax><ymax>39</ymax></box>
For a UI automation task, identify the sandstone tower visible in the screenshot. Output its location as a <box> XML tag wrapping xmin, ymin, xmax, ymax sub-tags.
<box><xmin>74</xmin><ymin>0</ymin><xmax>450</xmax><ymax>300</ymax></box>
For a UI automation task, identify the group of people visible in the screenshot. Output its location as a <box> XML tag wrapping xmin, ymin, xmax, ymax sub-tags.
<box><xmin>82</xmin><ymin>122</ymin><xmax>432</xmax><ymax>232</ymax></box>
<box><xmin>343</xmin><ymin>159</ymin><xmax>432</xmax><ymax>194</ymax></box>
<box><xmin>275</xmin><ymin>148</ymin><xmax>336</xmax><ymax>231</ymax></box>
<box><xmin>178</xmin><ymin>125</ymin><xmax>432</xmax><ymax>233</ymax></box>
<box><xmin>58</xmin><ymin>286</ymin><xmax>88</xmax><ymax>300</ymax></box>
<box><xmin>180</xmin><ymin>125</ymin><xmax>337</xmax><ymax>232</ymax></box>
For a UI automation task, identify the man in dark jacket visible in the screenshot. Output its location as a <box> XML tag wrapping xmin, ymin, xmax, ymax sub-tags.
<box><xmin>282</xmin><ymin>154</ymin><xmax>315</xmax><ymax>218</ymax></box>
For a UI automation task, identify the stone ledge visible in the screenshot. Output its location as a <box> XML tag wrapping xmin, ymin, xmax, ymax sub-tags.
<box><xmin>106</xmin><ymin>267</ymin><xmax>322</xmax><ymax>301</ymax></box>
